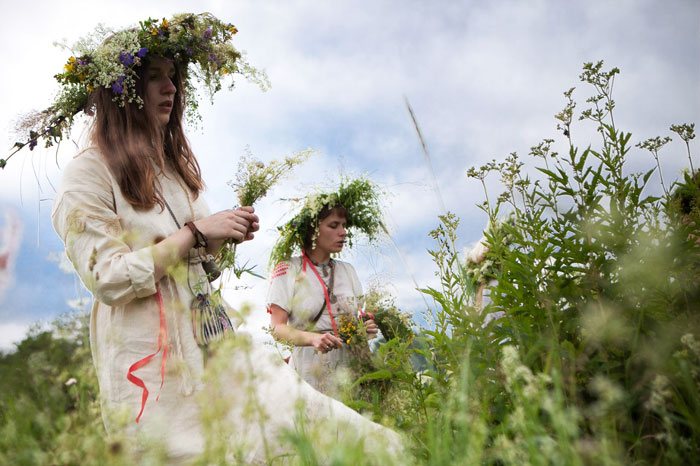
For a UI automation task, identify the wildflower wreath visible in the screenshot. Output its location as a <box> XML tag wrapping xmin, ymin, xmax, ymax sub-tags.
<box><xmin>269</xmin><ymin>177</ymin><xmax>385</xmax><ymax>267</ymax></box>
<box><xmin>2</xmin><ymin>12</ymin><xmax>267</xmax><ymax>169</ymax></box>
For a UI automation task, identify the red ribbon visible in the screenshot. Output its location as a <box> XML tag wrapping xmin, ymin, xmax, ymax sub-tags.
<box><xmin>126</xmin><ymin>284</ymin><xmax>168</xmax><ymax>423</ymax></box>
<box><xmin>302</xmin><ymin>251</ymin><xmax>339</xmax><ymax>337</ymax></box>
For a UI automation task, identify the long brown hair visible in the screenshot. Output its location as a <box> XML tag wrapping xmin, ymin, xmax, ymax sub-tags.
<box><xmin>87</xmin><ymin>58</ymin><xmax>203</xmax><ymax>210</ymax></box>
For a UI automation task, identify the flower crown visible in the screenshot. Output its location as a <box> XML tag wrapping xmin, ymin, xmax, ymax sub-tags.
<box><xmin>269</xmin><ymin>177</ymin><xmax>386</xmax><ymax>267</ymax></box>
<box><xmin>2</xmin><ymin>12</ymin><xmax>268</xmax><ymax>169</ymax></box>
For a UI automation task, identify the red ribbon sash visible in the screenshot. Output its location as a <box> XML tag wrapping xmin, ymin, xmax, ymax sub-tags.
<box><xmin>302</xmin><ymin>251</ymin><xmax>339</xmax><ymax>337</ymax></box>
<box><xmin>126</xmin><ymin>284</ymin><xmax>168</xmax><ymax>423</ymax></box>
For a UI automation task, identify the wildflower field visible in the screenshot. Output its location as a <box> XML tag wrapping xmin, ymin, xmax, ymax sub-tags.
<box><xmin>1</xmin><ymin>62</ymin><xmax>698</xmax><ymax>465</ymax></box>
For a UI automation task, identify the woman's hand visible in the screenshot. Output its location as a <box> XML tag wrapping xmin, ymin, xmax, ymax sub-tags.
<box><xmin>363</xmin><ymin>318</ymin><xmax>379</xmax><ymax>340</ymax></box>
<box><xmin>310</xmin><ymin>332</ymin><xmax>344</xmax><ymax>354</ymax></box>
<box><xmin>270</xmin><ymin>305</ymin><xmax>344</xmax><ymax>352</ymax></box>
<box><xmin>194</xmin><ymin>206</ymin><xmax>259</xmax><ymax>243</ymax></box>
<box><xmin>236</xmin><ymin>206</ymin><xmax>260</xmax><ymax>242</ymax></box>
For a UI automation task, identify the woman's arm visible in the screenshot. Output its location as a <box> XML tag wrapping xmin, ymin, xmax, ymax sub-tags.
<box><xmin>269</xmin><ymin>304</ymin><xmax>343</xmax><ymax>353</ymax></box>
<box><xmin>52</xmin><ymin>154</ymin><xmax>260</xmax><ymax>306</ymax></box>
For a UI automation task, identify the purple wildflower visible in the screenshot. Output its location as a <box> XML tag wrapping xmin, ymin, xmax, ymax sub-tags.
<box><xmin>186</xmin><ymin>47</ymin><xmax>193</xmax><ymax>56</ymax></box>
<box><xmin>111</xmin><ymin>82</ymin><xmax>124</xmax><ymax>94</ymax></box>
<box><xmin>29</xmin><ymin>139</ymin><xmax>38</xmax><ymax>150</ymax></box>
<box><xmin>77</xmin><ymin>59</ymin><xmax>87</xmax><ymax>66</ymax></box>
<box><xmin>137</xmin><ymin>47</ymin><xmax>148</xmax><ymax>58</ymax></box>
<box><xmin>208</xmin><ymin>52</ymin><xmax>220</xmax><ymax>64</ymax></box>
<box><xmin>119</xmin><ymin>52</ymin><xmax>134</xmax><ymax>66</ymax></box>
<box><xmin>202</xmin><ymin>27</ymin><xmax>212</xmax><ymax>40</ymax></box>
<box><xmin>117</xmin><ymin>75</ymin><xmax>125</xmax><ymax>84</ymax></box>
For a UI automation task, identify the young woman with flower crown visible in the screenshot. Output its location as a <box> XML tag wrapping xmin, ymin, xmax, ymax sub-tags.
<box><xmin>267</xmin><ymin>179</ymin><xmax>384</xmax><ymax>398</ymax></box>
<box><xmin>10</xmin><ymin>13</ymin><xmax>402</xmax><ymax>464</ymax></box>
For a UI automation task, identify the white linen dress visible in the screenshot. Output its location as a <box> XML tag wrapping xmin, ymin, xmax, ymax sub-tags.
<box><xmin>51</xmin><ymin>148</ymin><xmax>402</xmax><ymax>464</ymax></box>
<box><xmin>266</xmin><ymin>256</ymin><xmax>367</xmax><ymax>397</ymax></box>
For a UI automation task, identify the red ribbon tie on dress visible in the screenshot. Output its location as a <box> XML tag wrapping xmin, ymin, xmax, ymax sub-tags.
<box><xmin>126</xmin><ymin>283</ymin><xmax>168</xmax><ymax>423</ymax></box>
<box><xmin>302</xmin><ymin>251</ymin><xmax>339</xmax><ymax>337</ymax></box>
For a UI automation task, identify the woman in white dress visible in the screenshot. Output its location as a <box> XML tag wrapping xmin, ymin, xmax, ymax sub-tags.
<box><xmin>14</xmin><ymin>13</ymin><xmax>404</xmax><ymax>464</ymax></box>
<box><xmin>267</xmin><ymin>203</ymin><xmax>380</xmax><ymax>397</ymax></box>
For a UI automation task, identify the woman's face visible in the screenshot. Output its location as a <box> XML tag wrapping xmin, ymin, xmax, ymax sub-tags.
<box><xmin>315</xmin><ymin>210</ymin><xmax>347</xmax><ymax>255</ymax></box>
<box><xmin>144</xmin><ymin>57</ymin><xmax>177</xmax><ymax>127</ymax></box>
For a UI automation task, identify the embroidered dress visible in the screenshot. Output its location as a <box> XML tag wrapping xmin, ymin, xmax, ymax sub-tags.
<box><xmin>266</xmin><ymin>256</ymin><xmax>366</xmax><ymax>397</ymax></box>
<box><xmin>52</xmin><ymin>148</ymin><xmax>402</xmax><ymax>464</ymax></box>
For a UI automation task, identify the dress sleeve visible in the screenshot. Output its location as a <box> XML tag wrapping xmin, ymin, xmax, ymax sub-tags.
<box><xmin>265</xmin><ymin>260</ymin><xmax>295</xmax><ymax>314</ymax></box>
<box><xmin>51</xmin><ymin>155</ymin><xmax>157</xmax><ymax>307</ymax></box>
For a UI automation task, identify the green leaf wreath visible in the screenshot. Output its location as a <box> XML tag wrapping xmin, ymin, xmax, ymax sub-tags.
<box><xmin>269</xmin><ymin>177</ymin><xmax>385</xmax><ymax>267</ymax></box>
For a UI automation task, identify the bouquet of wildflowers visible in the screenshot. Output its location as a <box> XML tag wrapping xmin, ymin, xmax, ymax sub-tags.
<box><xmin>337</xmin><ymin>314</ymin><xmax>367</xmax><ymax>346</ymax></box>
<box><xmin>216</xmin><ymin>149</ymin><xmax>312</xmax><ymax>277</ymax></box>
<box><xmin>364</xmin><ymin>292</ymin><xmax>414</xmax><ymax>343</ymax></box>
<box><xmin>229</xmin><ymin>149</ymin><xmax>313</xmax><ymax>207</ymax></box>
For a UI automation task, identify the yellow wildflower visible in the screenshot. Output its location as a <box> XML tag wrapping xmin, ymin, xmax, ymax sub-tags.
<box><xmin>227</xmin><ymin>25</ymin><xmax>238</xmax><ymax>34</ymax></box>
<box><xmin>65</xmin><ymin>57</ymin><xmax>76</xmax><ymax>73</ymax></box>
<box><xmin>161</xmin><ymin>18</ymin><xmax>170</xmax><ymax>28</ymax></box>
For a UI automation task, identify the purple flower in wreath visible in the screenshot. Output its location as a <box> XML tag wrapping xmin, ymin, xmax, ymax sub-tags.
<box><xmin>186</xmin><ymin>47</ymin><xmax>193</xmax><ymax>56</ymax></box>
<box><xmin>77</xmin><ymin>58</ymin><xmax>87</xmax><ymax>66</ymax></box>
<box><xmin>208</xmin><ymin>52</ymin><xmax>220</xmax><ymax>64</ymax></box>
<box><xmin>28</xmin><ymin>139</ymin><xmax>38</xmax><ymax>150</ymax></box>
<box><xmin>117</xmin><ymin>75</ymin><xmax>125</xmax><ymax>84</ymax></box>
<box><xmin>111</xmin><ymin>82</ymin><xmax>124</xmax><ymax>95</ymax></box>
<box><xmin>119</xmin><ymin>52</ymin><xmax>134</xmax><ymax>66</ymax></box>
<box><xmin>137</xmin><ymin>47</ymin><xmax>148</xmax><ymax>58</ymax></box>
<box><xmin>202</xmin><ymin>27</ymin><xmax>212</xmax><ymax>40</ymax></box>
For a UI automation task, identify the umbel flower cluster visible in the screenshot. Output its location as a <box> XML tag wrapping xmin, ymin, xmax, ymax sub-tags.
<box><xmin>2</xmin><ymin>12</ymin><xmax>268</xmax><ymax>169</ymax></box>
<box><xmin>269</xmin><ymin>177</ymin><xmax>385</xmax><ymax>267</ymax></box>
<box><xmin>228</xmin><ymin>149</ymin><xmax>313</xmax><ymax>207</ymax></box>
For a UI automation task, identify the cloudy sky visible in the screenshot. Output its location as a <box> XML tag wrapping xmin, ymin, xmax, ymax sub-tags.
<box><xmin>0</xmin><ymin>0</ymin><xmax>698</xmax><ymax>351</ymax></box>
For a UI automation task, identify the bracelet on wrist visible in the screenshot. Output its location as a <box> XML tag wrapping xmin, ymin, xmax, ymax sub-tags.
<box><xmin>185</xmin><ymin>221</ymin><xmax>208</xmax><ymax>249</ymax></box>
